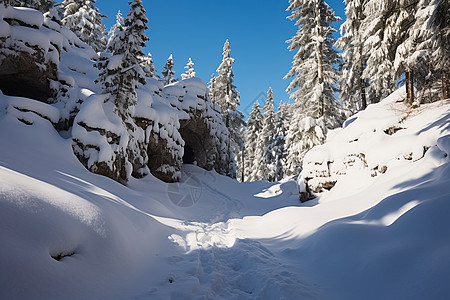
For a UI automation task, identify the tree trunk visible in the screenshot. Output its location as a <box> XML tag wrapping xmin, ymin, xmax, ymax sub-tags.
<box><xmin>409</xmin><ymin>70</ymin><xmax>414</xmax><ymax>104</ymax></box>
<box><xmin>405</xmin><ymin>71</ymin><xmax>410</xmax><ymax>103</ymax></box>
<box><xmin>241</xmin><ymin>147</ymin><xmax>244</xmax><ymax>182</ymax></box>
<box><xmin>315</xmin><ymin>2</ymin><xmax>324</xmax><ymax>117</ymax></box>
<box><xmin>443</xmin><ymin>71</ymin><xmax>450</xmax><ymax>100</ymax></box>
<box><xmin>360</xmin><ymin>78</ymin><xmax>367</xmax><ymax>110</ymax></box>
<box><xmin>405</xmin><ymin>70</ymin><xmax>414</xmax><ymax>105</ymax></box>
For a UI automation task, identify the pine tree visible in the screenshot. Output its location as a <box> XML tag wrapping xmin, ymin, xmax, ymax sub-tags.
<box><xmin>254</xmin><ymin>87</ymin><xmax>277</xmax><ymax>181</ymax></box>
<box><xmin>361</xmin><ymin>0</ymin><xmax>418</xmax><ymax>102</ymax></box>
<box><xmin>244</xmin><ymin>101</ymin><xmax>262</xmax><ymax>181</ymax></box>
<box><xmin>181</xmin><ymin>57</ymin><xmax>196</xmax><ymax>80</ymax></box>
<box><xmin>141</xmin><ymin>52</ymin><xmax>158</xmax><ymax>79</ymax></box>
<box><xmin>284</xmin><ymin>0</ymin><xmax>342</xmax><ymax>175</ymax></box>
<box><xmin>60</xmin><ymin>0</ymin><xmax>107</xmax><ymax>52</ymax></box>
<box><xmin>271</xmin><ymin>100</ymin><xmax>290</xmax><ymax>181</ymax></box>
<box><xmin>210</xmin><ymin>40</ymin><xmax>245</xmax><ymax>177</ymax></box>
<box><xmin>96</xmin><ymin>0</ymin><xmax>149</xmax><ymax>182</ymax></box>
<box><xmin>8</xmin><ymin>0</ymin><xmax>55</xmax><ymax>12</ymax></box>
<box><xmin>161</xmin><ymin>54</ymin><xmax>177</xmax><ymax>85</ymax></box>
<box><xmin>336</xmin><ymin>0</ymin><xmax>368</xmax><ymax>111</ymax></box>
<box><xmin>107</xmin><ymin>10</ymin><xmax>124</xmax><ymax>50</ymax></box>
<box><xmin>429</xmin><ymin>0</ymin><xmax>450</xmax><ymax>99</ymax></box>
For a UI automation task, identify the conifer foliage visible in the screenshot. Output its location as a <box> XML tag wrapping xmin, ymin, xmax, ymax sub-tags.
<box><xmin>209</xmin><ymin>40</ymin><xmax>245</xmax><ymax>178</ymax></box>
<box><xmin>284</xmin><ymin>0</ymin><xmax>342</xmax><ymax>176</ymax></box>
<box><xmin>60</xmin><ymin>0</ymin><xmax>107</xmax><ymax>52</ymax></box>
<box><xmin>253</xmin><ymin>87</ymin><xmax>276</xmax><ymax>181</ymax></box>
<box><xmin>8</xmin><ymin>0</ymin><xmax>55</xmax><ymax>12</ymax></box>
<box><xmin>79</xmin><ymin>0</ymin><xmax>150</xmax><ymax>183</ymax></box>
<box><xmin>243</xmin><ymin>101</ymin><xmax>262</xmax><ymax>181</ymax></box>
<box><xmin>181</xmin><ymin>58</ymin><xmax>196</xmax><ymax>80</ymax></box>
<box><xmin>161</xmin><ymin>54</ymin><xmax>177</xmax><ymax>85</ymax></box>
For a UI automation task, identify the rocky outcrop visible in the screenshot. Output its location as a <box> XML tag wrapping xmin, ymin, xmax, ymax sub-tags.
<box><xmin>0</xmin><ymin>6</ymin><xmax>58</xmax><ymax>102</ymax></box>
<box><xmin>0</xmin><ymin>49</ymin><xmax>56</xmax><ymax>101</ymax></box>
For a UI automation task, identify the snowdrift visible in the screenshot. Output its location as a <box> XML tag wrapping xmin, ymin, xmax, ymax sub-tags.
<box><xmin>1</xmin><ymin>84</ymin><xmax>450</xmax><ymax>298</ymax></box>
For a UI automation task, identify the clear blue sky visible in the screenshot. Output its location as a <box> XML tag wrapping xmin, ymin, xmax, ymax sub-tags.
<box><xmin>96</xmin><ymin>0</ymin><xmax>345</xmax><ymax>117</ymax></box>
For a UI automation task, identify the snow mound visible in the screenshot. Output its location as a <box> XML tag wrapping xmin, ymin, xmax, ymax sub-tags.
<box><xmin>1</xmin><ymin>88</ymin><xmax>450</xmax><ymax>299</ymax></box>
<box><xmin>303</xmin><ymin>87</ymin><xmax>450</xmax><ymax>193</ymax></box>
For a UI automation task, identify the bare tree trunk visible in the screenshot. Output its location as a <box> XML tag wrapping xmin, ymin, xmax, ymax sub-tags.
<box><xmin>360</xmin><ymin>78</ymin><xmax>367</xmax><ymax>110</ymax></box>
<box><xmin>315</xmin><ymin>2</ymin><xmax>324</xmax><ymax>117</ymax></box>
<box><xmin>405</xmin><ymin>70</ymin><xmax>414</xmax><ymax>105</ymax></box>
<box><xmin>409</xmin><ymin>70</ymin><xmax>414</xmax><ymax>104</ymax></box>
<box><xmin>241</xmin><ymin>147</ymin><xmax>244</xmax><ymax>182</ymax></box>
<box><xmin>405</xmin><ymin>71</ymin><xmax>410</xmax><ymax>103</ymax></box>
<box><xmin>443</xmin><ymin>71</ymin><xmax>450</xmax><ymax>100</ymax></box>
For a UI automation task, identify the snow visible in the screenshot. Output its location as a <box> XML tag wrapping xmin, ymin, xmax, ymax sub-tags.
<box><xmin>1</xmin><ymin>87</ymin><xmax>450</xmax><ymax>298</ymax></box>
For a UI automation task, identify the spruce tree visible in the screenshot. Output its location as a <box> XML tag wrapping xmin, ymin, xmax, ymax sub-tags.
<box><xmin>9</xmin><ymin>0</ymin><xmax>55</xmax><ymax>12</ymax></box>
<box><xmin>161</xmin><ymin>54</ymin><xmax>177</xmax><ymax>85</ymax></box>
<box><xmin>181</xmin><ymin>57</ymin><xmax>196</xmax><ymax>80</ymax></box>
<box><xmin>336</xmin><ymin>0</ymin><xmax>368</xmax><ymax>111</ymax></box>
<box><xmin>284</xmin><ymin>0</ymin><xmax>342</xmax><ymax>176</ymax></box>
<box><xmin>361</xmin><ymin>0</ymin><xmax>418</xmax><ymax>102</ymax></box>
<box><xmin>244</xmin><ymin>101</ymin><xmax>262</xmax><ymax>181</ymax></box>
<box><xmin>210</xmin><ymin>40</ymin><xmax>245</xmax><ymax>177</ymax></box>
<box><xmin>60</xmin><ymin>0</ymin><xmax>107</xmax><ymax>52</ymax></box>
<box><xmin>271</xmin><ymin>100</ymin><xmax>290</xmax><ymax>181</ymax></box>
<box><xmin>96</xmin><ymin>0</ymin><xmax>149</xmax><ymax>181</ymax></box>
<box><xmin>254</xmin><ymin>87</ymin><xmax>276</xmax><ymax>181</ymax></box>
<box><xmin>429</xmin><ymin>0</ymin><xmax>450</xmax><ymax>99</ymax></box>
<box><xmin>142</xmin><ymin>52</ymin><xmax>159</xmax><ymax>79</ymax></box>
<box><xmin>107</xmin><ymin>10</ymin><xmax>124</xmax><ymax>49</ymax></box>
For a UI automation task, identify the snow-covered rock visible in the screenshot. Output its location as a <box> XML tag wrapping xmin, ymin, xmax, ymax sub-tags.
<box><xmin>302</xmin><ymin>87</ymin><xmax>450</xmax><ymax>193</ymax></box>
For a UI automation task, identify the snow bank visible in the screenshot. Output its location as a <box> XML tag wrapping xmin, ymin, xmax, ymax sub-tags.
<box><xmin>0</xmin><ymin>88</ymin><xmax>450</xmax><ymax>298</ymax></box>
<box><xmin>302</xmin><ymin>87</ymin><xmax>450</xmax><ymax>193</ymax></box>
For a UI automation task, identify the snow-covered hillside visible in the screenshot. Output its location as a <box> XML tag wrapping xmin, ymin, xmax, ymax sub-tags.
<box><xmin>1</xmin><ymin>87</ymin><xmax>450</xmax><ymax>299</ymax></box>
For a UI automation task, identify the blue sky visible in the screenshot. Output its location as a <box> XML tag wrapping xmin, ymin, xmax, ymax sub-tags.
<box><xmin>96</xmin><ymin>0</ymin><xmax>345</xmax><ymax>117</ymax></box>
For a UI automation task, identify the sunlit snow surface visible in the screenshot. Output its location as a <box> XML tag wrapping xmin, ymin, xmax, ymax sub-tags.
<box><xmin>1</xmin><ymin>89</ymin><xmax>450</xmax><ymax>299</ymax></box>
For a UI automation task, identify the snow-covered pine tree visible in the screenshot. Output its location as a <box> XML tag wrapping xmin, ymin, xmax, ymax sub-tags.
<box><xmin>393</xmin><ymin>0</ymin><xmax>437</xmax><ymax>104</ymax></box>
<box><xmin>336</xmin><ymin>0</ymin><xmax>368</xmax><ymax>111</ymax></box>
<box><xmin>208</xmin><ymin>73</ymin><xmax>217</xmax><ymax>102</ymax></box>
<box><xmin>270</xmin><ymin>100</ymin><xmax>290</xmax><ymax>181</ymax></box>
<box><xmin>243</xmin><ymin>101</ymin><xmax>262</xmax><ymax>181</ymax></box>
<box><xmin>8</xmin><ymin>0</ymin><xmax>55</xmax><ymax>12</ymax></box>
<box><xmin>361</xmin><ymin>0</ymin><xmax>418</xmax><ymax>102</ymax></box>
<box><xmin>141</xmin><ymin>52</ymin><xmax>159</xmax><ymax>79</ymax></box>
<box><xmin>161</xmin><ymin>54</ymin><xmax>177</xmax><ymax>85</ymax></box>
<box><xmin>253</xmin><ymin>87</ymin><xmax>277</xmax><ymax>181</ymax></box>
<box><xmin>95</xmin><ymin>0</ymin><xmax>150</xmax><ymax>182</ymax></box>
<box><xmin>429</xmin><ymin>0</ymin><xmax>450</xmax><ymax>99</ymax></box>
<box><xmin>181</xmin><ymin>57</ymin><xmax>196</xmax><ymax>80</ymax></box>
<box><xmin>60</xmin><ymin>0</ymin><xmax>107</xmax><ymax>53</ymax></box>
<box><xmin>107</xmin><ymin>10</ymin><xmax>124</xmax><ymax>49</ymax></box>
<box><xmin>284</xmin><ymin>0</ymin><xmax>342</xmax><ymax>176</ymax></box>
<box><xmin>210</xmin><ymin>40</ymin><xmax>245</xmax><ymax>178</ymax></box>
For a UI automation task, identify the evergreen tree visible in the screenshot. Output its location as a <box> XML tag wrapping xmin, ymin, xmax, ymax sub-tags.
<box><xmin>336</xmin><ymin>0</ymin><xmax>368</xmax><ymax>111</ymax></box>
<box><xmin>429</xmin><ymin>0</ymin><xmax>450</xmax><ymax>99</ymax></box>
<box><xmin>210</xmin><ymin>40</ymin><xmax>246</xmax><ymax>177</ymax></box>
<box><xmin>271</xmin><ymin>100</ymin><xmax>290</xmax><ymax>181</ymax></box>
<box><xmin>8</xmin><ymin>0</ymin><xmax>55</xmax><ymax>12</ymax></box>
<box><xmin>254</xmin><ymin>87</ymin><xmax>277</xmax><ymax>181</ymax></box>
<box><xmin>284</xmin><ymin>0</ymin><xmax>342</xmax><ymax>175</ymax></box>
<box><xmin>181</xmin><ymin>57</ymin><xmax>196</xmax><ymax>80</ymax></box>
<box><xmin>244</xmin><ymin>101</ymin><xmax>262</xmax><ymax>181</ymax></box>
<box><xmin>107</xmin><ymin>10</ymin><xmax>124</xmax><ymax>49</ymax></box>
<box><xmin>60</xmin><ymin>0</ymin><xmax>107</xmax><ymax>52</ymax></box>
<box><xmin>361</xmin><ymin>0</ymin><xmax>417</xmax><ymax>102</ymax></box>
<box><xmin>141</xmin><ymin>52</ymin><xmax>159</xmax><ymax>79</ymax></box>
<box><xmin>96</xmin><ymin>0</ymin><xmax>149</xmax><ymax>182</ymax></box>
<box><xmin>161</xmin><ymin>54</ymin><xmax>177</xmax><ymax>85</ymax></box>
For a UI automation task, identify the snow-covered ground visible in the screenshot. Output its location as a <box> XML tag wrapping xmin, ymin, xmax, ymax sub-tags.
<box><xmin>1</xmin><ymin>88</ymin><xmax>450</xmax><ymax>299</ymax></box>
